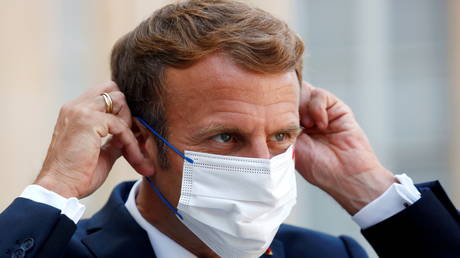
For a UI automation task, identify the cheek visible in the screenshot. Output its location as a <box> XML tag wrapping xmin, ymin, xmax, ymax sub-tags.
<box><xmin>155</xmin><ymin>150</ymin><xmax>187</xmax><ymax>207</ymax></box>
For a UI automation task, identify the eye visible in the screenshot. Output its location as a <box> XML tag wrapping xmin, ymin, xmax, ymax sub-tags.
<box><xmin>211</xmin><ymin>133</ymin><xmax>234</xmax><ymax>143</ymax></box>
<box><xmin>271</xmin><ymin>133</ymin><xmax>286</xmax><ymax>142</ymax></box>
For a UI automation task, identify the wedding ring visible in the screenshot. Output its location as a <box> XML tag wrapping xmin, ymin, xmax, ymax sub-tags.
<box><xmin>101</xmin><ymin>93</ymin><xmax>113</xmax><ymax>113</ymax></box>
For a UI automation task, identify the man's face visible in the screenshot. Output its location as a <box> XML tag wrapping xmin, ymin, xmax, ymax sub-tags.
<box><xmin>152</xmin><ymin>53</ymin><xmax>300</xmax><ymax>206</ymax></box>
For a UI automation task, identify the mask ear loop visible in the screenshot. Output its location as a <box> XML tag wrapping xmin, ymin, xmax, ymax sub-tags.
<box><xmin>135</xmin><ymin>117</ymin><xmax>192</xmax><ymax>220</ymax></box>
<box><xmin>145</xmin><ymin>176</ymin><xmax>183</xmax><ymax>220</ymax></box>
<box><xmin>135</xmin><ymin>117</ymin><xmax>194</xmax><ymax>164</ymax></box>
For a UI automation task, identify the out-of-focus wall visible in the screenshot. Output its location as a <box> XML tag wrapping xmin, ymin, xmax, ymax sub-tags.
<box><xmin>450</xmin><ymin>0</ymin><xmax>460</xmax><ymax>204</ymax></box>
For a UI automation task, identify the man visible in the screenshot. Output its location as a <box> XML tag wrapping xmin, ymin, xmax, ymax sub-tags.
<box><xmin>1</xmin><ymin>0</ymin><xmax>459</xmax><ymax>257</ymax></box>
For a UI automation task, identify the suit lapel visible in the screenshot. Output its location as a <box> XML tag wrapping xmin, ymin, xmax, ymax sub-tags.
<box><xmin>81</xmin><ymin>181</ymin><xmax>156</xmax><ymax>258</ymax></box>
<box><xmin>261</xmin><ymin>239</ymin><xmax>285</xmax><ymax>258</ymax></box>
<box><xmin>79</xmin><ymin>181</ymin><xmax>287</xmax><ymax>258</ymax></box>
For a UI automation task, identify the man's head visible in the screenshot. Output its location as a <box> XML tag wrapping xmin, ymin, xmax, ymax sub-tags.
<box><xmin>110</xmin><ymin>2</ymin><xmax>304</xmax><ymax>254</ymax></box>
<box><xmin>110</xmin><ymin>0</ymin><xmax>304</xmax><ymax>171</ymax></box>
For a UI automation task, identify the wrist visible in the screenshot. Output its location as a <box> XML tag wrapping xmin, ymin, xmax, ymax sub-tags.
<box><xmin>34</xmin><ymin>173</ymin><xmax>80</xmax><ymax>199</ymax></box>
<box><xmin>324</xmin><ymin>167</ymin><xmax>396</xmax><ymax>215</ymax></box>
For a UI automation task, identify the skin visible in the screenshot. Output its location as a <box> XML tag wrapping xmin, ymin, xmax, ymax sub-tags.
<box><xmin>34</xmin><ymin>53</ymin><xmax>394</xmax><ymax>256</ymax></box>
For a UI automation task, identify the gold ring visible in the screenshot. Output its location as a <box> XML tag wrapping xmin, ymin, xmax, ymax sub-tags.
<box><xmin>101</xmin><ymin>93</ymin><xmax>113</xmax><ymax>113</ymax></box>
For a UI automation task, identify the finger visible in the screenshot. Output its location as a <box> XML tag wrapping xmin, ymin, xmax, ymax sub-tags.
<box><xmin>308</xmin><ymin>88</ymin><xmax>338</xmax><ymax>130</ymax></box>
<box><xmin>77</xmin><ymin>81</ymin><xmax>120</xmax><ymax>102</ymax></box>
<box><xmin>301</xmin><ymin>101</ymin><xmax>354</xmax><ymax>135</ymax></box>
<box><xmin>101</xmin><ymin>115</ymin><xmax>151</xmax><ymax>175</ymax></box>
<box><xmin>90</xmin><ymin>91</ymin><xmax>132</xmax><ymax>124</ymax></box>
<box><xmin>308</xmin><ymin>89</ymin><xmax>328</xmax><ymax>129</ymax></box>
<box><xmin>101</xmin><ymin>115</ymin><xmax>142</xmax><ymax>160</ymax></box>
<box><xmin>100</xmin><ymin>91</ymin><xmax>135</xmax><ymax>133</ymax></box>
<box><xmin>94</xmin><ymin>137</ymin><xmax>124</xmax><ymax>181</ymax></box>
<box><xmin>299</xmin><ymin>81</ymin><xmax>314</xmax><ymax>128</ymax></box>
<box><xmin>62</xmin><ymin>82</ymin><xmax>120</xmax><ymax>117</ymax></box>
<box><xmin>110</xmin><ymin>92</ymin><xmax>133</xmax><ymax>128</ymax></box>
<box><xmin>327</xmin><ymin>100</ymin><xmax>352</xmax><ymax>123</ymax></box>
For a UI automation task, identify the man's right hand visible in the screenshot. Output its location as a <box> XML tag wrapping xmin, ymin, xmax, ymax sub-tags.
<box><xmin>34</xmin><ymin>82</ymin><xmax>152</xmax><ymax>199</ymax></box>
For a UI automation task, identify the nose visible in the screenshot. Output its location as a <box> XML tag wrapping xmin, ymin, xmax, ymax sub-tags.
<box><xmin>238</xmin><ymin>140</ymin><xmax>271</xmax><ymax>159</ymax></box>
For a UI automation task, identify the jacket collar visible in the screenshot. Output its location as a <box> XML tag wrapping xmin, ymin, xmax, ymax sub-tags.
<box><xmin>81</xmin><ymin>181</ymin><xmax>156</xmax><ymax>258</ymax></box>
<box><xmin>80</xmin><ymin>181</ymin><xmax>286</xmax><ymax>258</ymax></box>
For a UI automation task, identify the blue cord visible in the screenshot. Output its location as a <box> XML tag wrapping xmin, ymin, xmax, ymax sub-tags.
<box><xmin>135</xmin><ymin>117</ymin><xmax>194</xmax><ymax>164</ymax></box>
<box><xmin>145</xmin><ymin>176</ymin><xmax>183</xmax><ymax>220</ymax></box>
<box><xmin>136</xmin><ymin>116</ymin><xmax>191</xmax><ymax>220</ymax></box>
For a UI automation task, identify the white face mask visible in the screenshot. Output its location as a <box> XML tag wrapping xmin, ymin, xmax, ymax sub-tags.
<box><xmin>177</xmin><ymin>146</ymin><xmax>297</xmax><ymax>258</ymax></box>
<box><xmin>136</xmin><ymin>117</ymin><xmax>297</xmax><ymax>258</ymax></box>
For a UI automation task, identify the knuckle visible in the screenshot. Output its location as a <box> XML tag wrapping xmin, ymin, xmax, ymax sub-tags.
<box><xmin>100</xmin><ymin>81</ymin><xmax>118</xmax><ymax>91</ymax></box>
<box><xmin>343</xmin><ymin>104</ymin><xmax>353</xmax><ymax>114</ymax></box>
<box><xmin>76</xmin><ymin>107</ymin><xmax>91</xmax><ymax>117</ymax></box>
<box><xmin>310</xmin><ymin>89</ymin><xmax>319</xmax><ymax>97</ymax></box>
<box><xmin>109</xmin><ymin>117</ymin><xmax>129</xmax><ymax>134</ymax></box>
<box><xmin>117</xmin><ymin>118</ymin><xmax>129</xmax><ymax>130</ymax></box>
<box><xmin>59</xmin><ymin>103</ymin><xmax>71</xmax><ymax>114</ymax></box>
<box><xmin>71</xmin><ymin>107</ymin><xmax>96</xmax><ymax>123</ymax></box>
<box><xmin>111</xmin><ymin>91</ymin><xmax>126</xmax><ymax>103</ymax></box>
<box><xmin>314</xmin><ymin>88</ymin><xmax>327</xmax><ymax>96</ymax></box>
<box><xmin>95</xmin><ymin>124</ymin><xmax>108</xmax><ymax>137</ymax></box>
<box><xmin>109</xmin><ymin>81</ymin><xmax>120</xmax><ymax>90</ymax></box>
<box><xmin>60</xmin><ymin>103</ymin><xmax>88</xmax><ymax>118</ymax></box>
<box><xmin>302</xmin><ymin>81</ymin><xmax>315</xmax><ymax>90</ymax></box>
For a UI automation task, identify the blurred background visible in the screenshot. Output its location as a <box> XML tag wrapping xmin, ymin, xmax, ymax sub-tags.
<box><xmin>0</xmin><ymin>0</ymin><xmax>459</xmax><ymax>257</ymax></box>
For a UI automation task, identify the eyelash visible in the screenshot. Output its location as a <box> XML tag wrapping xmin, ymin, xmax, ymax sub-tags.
<box><xmin>210</xmin><ymin>132</ymin><xmax>295</xmax><ymax>144</ymax></box>
<box><xmin>211</xmin><ymin>133</ymin><xmax>237</xmax><ymax>143</ymax></box>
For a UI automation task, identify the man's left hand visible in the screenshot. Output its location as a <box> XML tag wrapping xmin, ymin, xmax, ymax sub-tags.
<box><xmin>295</xmin><ymin>82</ymin><xmax>396</xmax><ymax>215</ymax></box>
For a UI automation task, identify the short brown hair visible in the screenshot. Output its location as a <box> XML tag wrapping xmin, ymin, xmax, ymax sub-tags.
<box><xmin>111</xmin><ymin>0</ymin><xmax>304</xmax><ymax>168</ymax></box>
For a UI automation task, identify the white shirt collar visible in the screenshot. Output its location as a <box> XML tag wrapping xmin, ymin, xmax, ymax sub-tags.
<box><xmin>125</xmin><ymin>179</ymin><xmax>197</xmax><ymax>258</ymax></box>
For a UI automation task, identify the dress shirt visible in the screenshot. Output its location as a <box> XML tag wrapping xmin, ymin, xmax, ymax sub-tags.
<box><xmin>124</xmin><ymin>180</ymin><xmax>197</xmax><ymax>258</ymax></box>
<box><xmin>352</xmin><ymin>173</ymin><xmax>421</xmax><ymax>229</ymax></box>
<box><xmin>19</xmin><ymin>184</ymin><xmax>85</xmax><ymax>224</ymax></box>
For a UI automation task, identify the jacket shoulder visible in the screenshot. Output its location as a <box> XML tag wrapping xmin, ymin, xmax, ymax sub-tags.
<box><xmin>275</xmin><ymin>224</ymin><xmax>368</xmax><ymax>258</ymax></box>
<box><xmin>63</xmin><ymin>181</ymin><xmax>154</xmax><ymax>258</ymax></box>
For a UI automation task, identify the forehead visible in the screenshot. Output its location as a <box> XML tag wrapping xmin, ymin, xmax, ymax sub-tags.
<box><xmin>165</xmin><ymin>54</ymin><xmax>299</xmax><ymax>106</ymax></box>
<box><xmin>164</xmin><ymin>54</ymin><xmax>299</xmax><ymax>131</ymax></box>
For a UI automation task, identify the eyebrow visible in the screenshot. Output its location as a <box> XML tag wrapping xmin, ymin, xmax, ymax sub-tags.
<box><xmin>193</xmin><ymin>125</ymin><xmax>242</xmax><ymax>140</ymax></box>
<box><xmin>278</xmin><ymin>125</ymin><xmax>304</xmax><ymax>136</ymax></box>
<box><xmin>192</xmin><ymin>124</ymin><xmax>303</xmax><ymax>140</ymax></box>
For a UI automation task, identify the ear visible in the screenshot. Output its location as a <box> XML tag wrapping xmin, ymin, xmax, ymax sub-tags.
<box><xmin>130</xmin><ymin>118</ymin><xmax>159</xmax><ymax>177</ymax></box>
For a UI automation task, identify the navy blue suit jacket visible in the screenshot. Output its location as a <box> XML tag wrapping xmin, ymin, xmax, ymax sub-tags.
<box><xmin>1</xmin><ymin>180</ymin><xmax>459</xmax><ymax>258</ymax></box>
